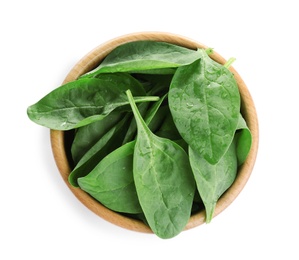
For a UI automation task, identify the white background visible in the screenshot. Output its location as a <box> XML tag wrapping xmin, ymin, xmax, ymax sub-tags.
<box><xmin>1</xmin><ymin>0</ymin><xmax>298</xmax><ymax>259</ymax></box>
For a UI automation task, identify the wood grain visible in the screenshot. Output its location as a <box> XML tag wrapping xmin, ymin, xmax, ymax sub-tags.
<box><xmin>50</xmin><ymin>31</ymin><xmax>259</xmax><ymax>234</ymax></box>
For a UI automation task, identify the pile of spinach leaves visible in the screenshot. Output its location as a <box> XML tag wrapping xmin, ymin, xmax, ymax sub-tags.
<box><xmin>27</xmin><ymin>40</ymin><xmax>252</xmax><ymax>239</ymax></box>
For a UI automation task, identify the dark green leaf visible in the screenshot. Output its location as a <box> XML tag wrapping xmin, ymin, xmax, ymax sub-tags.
<box><xmin>78</xmin><ymin>141</ymin><xmax>142</xmax><ymax>214</ymax></box>
<box><xmin>68</xmin><ymin>114</ymin><xmax>131</xmax><ymax>187</ymax></box>
<box><xmin>94</xmin><ymin>73</ymin><xmax>146</xmax><ymax>95</ymax></box>
<box><xmin>128</xmin><ymin>68</ymin><xmax>176</xmax><ymax>75</ymax></box>
<box><xmin>169</xmin><ymin>49</ymin><xmax>240</xmax><ymax>164</ymax></box>
<box><xmin>122</xmin><ymin>93</ymin><xmax>167</xmax><ymax>144</ymax></box>
<box><xmin>189</xmin><ymin>139</ymin><xmax>238</xmax><ymax>223</ymax></box>
<box><xmin>77</xmin><ymin>96</ymin><xmax>167</xmax><ymax>213</ymax></box>
<box><xmin>235</xmin><ymin>113</ymin><xmax>252</xmax><ymax>165</ymax></box>
<box><xmin>81</xmin><ymin>41</ymin><xmax>201</xmax><ymax>77</ymax></box>
<box><xmin>155</xmin><ymin>109</ymin><xmax>182</xmax><ymax>140</ymax></box>
<box><xmin>27</xmin><ymin>77</ymin><xmax>158</xmax><ymax>130</ymax></box>
<box><xmin>71</xmin><ymin>111</ymin><xmax>123</xmax><ymax>164</ymax></box>
<box><xmin>126</xmin><ymin>90</ymin><xmax>195</xmax><ymax>239</ymax></box>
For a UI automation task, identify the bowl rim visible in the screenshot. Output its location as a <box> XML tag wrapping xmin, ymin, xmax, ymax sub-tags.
<box><xmin>50</xmin><ymin>31</ymin><xmax>259</xmax><ymax>233</ymax></box>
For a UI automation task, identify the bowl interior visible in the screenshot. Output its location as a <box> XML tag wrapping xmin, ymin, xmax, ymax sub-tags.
<box><xmin>50</xmin><ymin>31</ymin><xmax>259</xmax><ymax>233</ymax></box>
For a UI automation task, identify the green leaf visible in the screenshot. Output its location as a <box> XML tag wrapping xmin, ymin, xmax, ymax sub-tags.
<box><xmin>81</xmin><ymin>41</ymin><xmax>202</xmax><ymax>77</ymax></box>
<box><xmin>126</xmin><ymin>89</ymin><xmax>195</xmax><ymax>239</ymax></box>
<box><xmin>235</xmin><ymin>113</ymin><xmax>252</xmax><ymax>165</ymax></box>
<box><xmin>77</xmin><ymin>96</ymin><xmax>167</xmax><ymax>213</ymax></box>
<box><xmin>128</xmin><ymin>68</ymin><xmax>176</xmax><ymax>75</ymax></box>
<box><xmin>94</xmin><ymin>72</ymin><xmax>146</xmax><ymax>95</ymax></box>
<box><xmin>73</xmin><ymin>96</ymin><xmax>159</xmax><ymax>128</ymax></box>
<box><xmin>71</xmin><ymin>111</ymin><xmax>123</xmax><ymax>164</ymax></box>
<box><xmin>169</xmin><ymin>49</ymin><xmax>240</xmax><ymax>164</ymax></box>
<box><xmin>27</xmin><ymin>77</ymin><xmax>158</xmax><ymax>130</ymax></box>
<box><xmin>155</xmin><ymin>109</ymin><xmax>182</xmax><ymax>140</ymax></box>
<box><xmin>68</xmin><ymin>114</ymin><xmax>131</xmax><ymax>187</ymax></box>
<box><xmin>189</xmin><ymin>139</ymin><xmax>238</xmax><ymax>223</ymax></box>
<box><xmin>78</xmin><ymin>141</ymin><xmax>142</xmax><ymax>214</ymax></box>
<box><xmin>122</xmin><ymin>93</ymin><xmax>167</xmax><ymax>144</ymax></box>
<box><xmin>121</xmin><ymin>102</ymin><xmax>151</xmax><ymax>144</ymax></box>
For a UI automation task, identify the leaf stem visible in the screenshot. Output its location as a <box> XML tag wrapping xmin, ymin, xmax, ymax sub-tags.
<box><xmin>224</xmin><ymin>57</ymin><xmax>236</xmax><ymax>68</ymax></box>
<box><xmin>126</xmin><ymin>90</ymin><xmax>151</xmax><ymax>135</ymax></box>
<box><xmin>134</xmin><ymin>96</ymin><xmax>160</xmax><ymax>103</ymax></box>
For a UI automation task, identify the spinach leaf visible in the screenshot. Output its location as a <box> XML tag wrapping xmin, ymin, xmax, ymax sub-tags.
<box><xmin>81</xmin><ymin>41</ymin><xmax>202</xmax><ymax>77</ymax></box>
<box><xmin>126</xmin><ymin>89</ymin><xmax>195</xmax><ymax>239</ymax></box>
<box><xmin>27</xmin><ymin>77</ymin><xmax>158</xmax><ymax>130</ymax></box>
<box><xmin>144</xmin><ymin>94</ymin><xmax>168</xmax><ymax>134</ymax></box>
<box><xmin>78</xmin><ymin>96</ymin><xmax>167</xmax><ymax>213</ymax></box>
<box><xmin>235</xmin><ymin>113</ymin><xmax>252</xmax><ymax>166</ymax></box>
<box><xmin>173</xmin><ymin>139</ymin><xmax>189</xmax><ymax>153</ymax></box>
<box><xmin>169</xmin><ymin>49</ymin><xmax>240</xmax><ymax>164</ymax></box>
<box><xmin>73</xmin><ymin>96</ymin><xmax>159</xmax><ymax>128</ymax></box>
<box><xmin>189</xmin><ymin>139</ymin><xmax>238</xmax><ymax>223</ymax></box>
<box><xmin>129</xmin><ymin>68</ymin><xmax>176</xmax><ymax>75</ymax></box>
<box><xmin>155</xmin><ymin>109</ymin><xmax>182</xmax><ymax>140</ymax></box>
<box><xmin>78</xmin><ymin>141</ymin><xmax>142</xmax><ymax>214</ymax></box>
<box><xmin>71</xmin><ymin>111</ymin><xmax>123</xmax><ymax>164</ymax></box>
<box><xmin>121</xmin><ymin>102</ymin><xmax>151</xmax><ymax>144</ymax></box>
<box><xmin>94</xmin><ymin>72</ymin><xmax>146</xmax><ymax>95</ymax></box>
<box><xmin>147</xmin><ymin>105</ymin><xmax>169</xmax><ymax>134</ymax></box>
<box><xmin>68</xmin><ymin>114</ymin><xmax>131</xmax><ymax>187</ymax></box>
<box><xmin>121</xmin><ymin>91</ymin><xmax>168</xmax><ymax>144</ymax></box>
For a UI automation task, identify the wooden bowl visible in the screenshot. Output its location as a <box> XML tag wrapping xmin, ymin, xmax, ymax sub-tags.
<box><xmin>50</xmin><ymin>32</ymin><xmax>259</xmax><ymax>233</ymax></box>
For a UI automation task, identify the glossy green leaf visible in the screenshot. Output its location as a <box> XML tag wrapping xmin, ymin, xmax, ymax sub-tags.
<box><xmin>27</xmin><ymin>77</ymin><xmax>158</xmax><ymax>130</ymax></box>
<box><xmin>189</xmin><ymin>139</ymin><xmax>238</xmax><ymax>223</ymax></box>
<box><xmin>81</xmin><ymin>41</ymin><xmax>202</xmax><ymax>77</ymax></box>
<box><xmin>126</xmin><ymin>90</ymin><xmax>195</xmax><ymax>239</ymax></box>
<box><xmin>77</xmin><ymin>96</ymin><xmax>167</xmax><ymax>213</ymax></box>
<box><xmin>121</xmin><ymin>102</ymin><xmax>151</xmax><ymax>144</ymax></box>
<box><xmin>128</xmin><ymin>68</ymin><xmax>176</xmax><ymax>75</ymax></box>
<box><xmin>235</xmin><ymin>113</ymin><xmax>252</xmax><ymax>165</ymax></box>
<box><xmin>155</xmin><ymin>109</ymin><xmax>182</xmax><ymax>140</ymax></box>
<box><xmin>169</xmin><ymin>49</ymin><xmax>240</xmax><ymax>164</ymax></box>
<box><xmin>122</xmin><ymin>93</ymin><xmax>167</xmax><ymax>144</ymax></box>
<box><xmin>74</xmin><ymin>96</ymin><xmax>159</xmax><ymax>128</ymax></box>
<box><xmin>95</xmin><ymin>72</ymin><xmax>146</xmax><ymax>95</ymax></box>
<box><xmin>71</xmin><ymin>111</ymin><xmax>123</xmax><ymax>164</ymax></box>
<box><xmin>68</xmin><ymin>114</ymin><xmax>131</xmax><ymax>187</ymax></box>
<box><xmin>78</xmin><ymin>141</ymin><xmax>142</xmax><ymax>214</ymax></box>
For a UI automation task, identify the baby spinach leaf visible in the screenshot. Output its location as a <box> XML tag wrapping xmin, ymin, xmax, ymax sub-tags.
<box><xmin>121</xmin><ymin>102</ymin><xmax>151</xmax><ymax>144</ymax></box>
<box><xmin>126</xmin><ymin>89</ymin><xmax>195</xmax><ymax>239</ymax></box>
<box><xmin>147</xmin><ymin>105</ymin><xmax>169</xmax><ymax>134</ymax></box>
<box><xmin>155</xmin><ymin>109</ymin><xmax>182</xmax><ymax>140</ymax></box>
<box><xmin>27</xmin><ymin>77</ymin><xmax>158</xmax><ymax>130</ymax></box>
<box><xmin>189</xmin><ymin>139</ymin><xmax>238</xmax><ymax>223</ymax></box>
<box><xmin>95</xmin><ymin>72</ymin><xmax>146</xmax><ymax>95</ymax></box>
<box><xmin>78</xmin><ymin>141</ymin><xmax>142</xmax><ymax>214</ymax></box>
<box><xmin>144</xmin><ymin>94</ymin><xmax>168</xmax><ymax>133</ymax></box>
<box><xmin>129</xmin><ymin>68</ymin><xmax>176</xmax><ymax>75</ymax></box>
<box><xmin>235</xmin><ymin>113</ymin><xmax>252</xmax><ymax>166</ymax></box>
<box><xmin>81</xmin><ymin>41</ymin><xmax>202</xmax><ymax>77</ymax></box>
<box><xmin>78</xmin><ymin>96</ymin><xmax>167</xmax><ymax>213</ymax></box>
<box><xmin>68</xmin><ymin>114</ymin><xmax>131</xmax><ymax>187</ymax></box>
<box><xmin>122</xmin><ymin>92</ymin><xmax>168</xmax><ymax>144</ymax></box>
<box><xmin>173</xmin><ymin>139</ymin><xmax>189</xmax><ymax>153</ymax></box>
<box><xmin>169</xmin><ymin>49</ymin><xmax>240</xmax><ymax>164</ymax></box>
<box><xmin>73</xmin><ymin>96</ymin><xmax>159</xmax><ymax>128</ymax></box>
<box><xmin>71</xmin><ymin>111</ymin><xmax>123</xmax><ymax>164</ymax></box>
